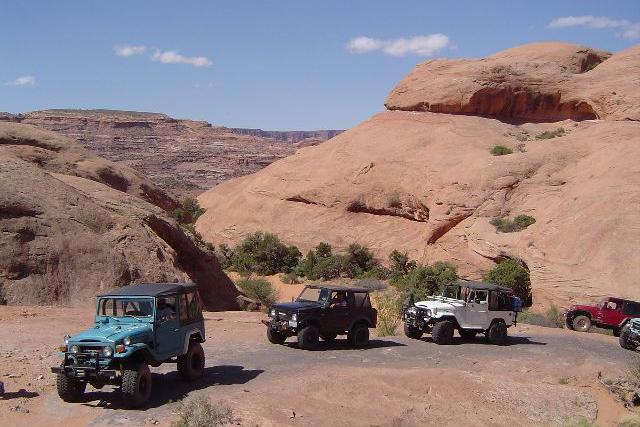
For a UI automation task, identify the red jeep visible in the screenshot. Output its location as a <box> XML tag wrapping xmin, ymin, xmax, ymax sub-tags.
<box><xmin>565</xmin><ymin>297</ymin><xmax>640</xmax><ymax>336</ymax></box>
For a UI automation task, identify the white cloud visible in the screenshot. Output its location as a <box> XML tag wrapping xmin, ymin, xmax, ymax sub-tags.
<box><xmin>346</xmin><ymin>34</ymin><xmax>452</xmax><ymax>57</ymax></box>
<box><xmin>548</xmin><ymin>15</ymin><xmax>640</xmax><ymax>40</ymax></box>
<box><xmin>5</xmin><ymin>75</ymin><xmax>36</xmax><ymax>86</ymax></box>
<box><xmin>151</xmin><ymin>49</ymin><xmax>212</xmax><ymax>67</ymax></box>
<box><xmin>114</xmin><ymin>45</ymin><xmax>146</xmax><ymax>57</ymax></box>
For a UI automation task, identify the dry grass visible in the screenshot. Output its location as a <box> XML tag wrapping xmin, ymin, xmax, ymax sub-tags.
<box><xmin>172</xmin><ymin>396</ymin><xmax>234</xmax><ymax>427</ymax></box>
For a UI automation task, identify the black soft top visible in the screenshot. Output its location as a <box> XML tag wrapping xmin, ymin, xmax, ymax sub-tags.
<box><xmin>99</xmin><ymin>282</ymin><xmax>198</xmax><ymax>297</ymax></box>
<box><xmin>307</xmin><ymin>284</ymin><xmax>370</xmax><ymax>293</ymax></box>
<box><xmin>457</xmin><ymin>280</ymin><xmax>513</xmax><ymax>293</ymax></box>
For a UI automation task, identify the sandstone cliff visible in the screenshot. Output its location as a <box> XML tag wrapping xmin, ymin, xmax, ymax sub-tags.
<box><xmin>0</xmin><ymin>122</ymin><xmax>239</xmax><ymax>309</ymax></box>
<box><xmin>196</xmin><ymin>42</ymin><xmax>640</xmax><ymax>306</ymax></box>
<box><xmin>2</xmin><ymin>110</ymin><xmax>340</xmax><ymax>196</ymax></box>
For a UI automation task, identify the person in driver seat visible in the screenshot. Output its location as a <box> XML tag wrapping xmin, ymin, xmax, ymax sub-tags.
<box><xmin>330</xmin><ymin>292</ymin><xmax>348</xmax><ymax>307</ymax></box>
<box><xmin>157</xmin><ymin>298</ymin><xmax>176</xmax><ymax>321</ymax></box>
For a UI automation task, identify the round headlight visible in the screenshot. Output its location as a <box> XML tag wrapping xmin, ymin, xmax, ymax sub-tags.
<box><xmin>64</xmin><ymin>335</ymin><xmax>70</xmax><ymax>345</ymax></box>
<box><xmin>123</xmin><ymin>336</ymin><xmax>132</xmax><ymax>346</ymax></box>
<box><xmin>269</xmin><ymin>309</ymin><xmax>276</xmax><ymax>317</ymax></box>
<box><xmin>407</xmin><ymin>307</ymin><xmax>417</xmax><ymax>314</ymax></box>
<box><xmin>425</xmin><ymin>309</ymin><xmax>432</xmax><ymax>317</ymax></box>
<box><xmin>102</xmin><ymin>346</ymin><xmax>113</xmax><ymax>358</ymax></box>
<box><xmin>291</xmin><ymin>313</ymin><xmax>297</xmax><ymax>322</ymax></box>
<box><xmin>69</xmin><ymin>345</ymin><xmax>79</xmax><ymax>354</ymax></box>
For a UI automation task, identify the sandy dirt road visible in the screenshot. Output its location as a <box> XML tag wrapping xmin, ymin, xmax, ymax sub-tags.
<box><xmin>0</xmin><ymin>306</ymin><xmax>638</xmax><ymax>427</ymax></box>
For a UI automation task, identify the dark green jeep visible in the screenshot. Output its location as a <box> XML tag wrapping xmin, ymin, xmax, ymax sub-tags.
<box><xmin>51</xmin><ymin>283</ymin><xmax>206</xmax><ymax>407</ymax></box>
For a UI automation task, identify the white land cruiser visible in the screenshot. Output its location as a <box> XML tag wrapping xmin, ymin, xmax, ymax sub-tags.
<box><xmin>403</xmin><ymin>281</ymin><xmax>522</xmax><ymax>345</ymax></box>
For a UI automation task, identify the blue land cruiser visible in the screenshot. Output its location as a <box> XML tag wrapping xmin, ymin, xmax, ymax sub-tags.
<box><xmin>51</xmin><ymin>283</ymin><xmax>206</xmax><ymax>407</ymax></box>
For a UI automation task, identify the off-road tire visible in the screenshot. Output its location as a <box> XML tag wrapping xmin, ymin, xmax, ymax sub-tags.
<box><xmin>459</xmin><ymin>329</ymin><xmax>478</xmax><ymax>340</ymax></box>
<box><xmin>321</xmin><ymin>333</ymin><xmax>338</xmax><ymax>342</ymax></box>
<box><xmin>298</xmin><ymin>325</ymin><xmax>320</xmax><ymax>350</ymax></box>
<box><xmin>121</xmin><ymin>363</ymin><xmax>152</xmax><ymax>408</ymax></box>
<box><xmin>404</xmin><ymin>323</ymin><xmax>423</xmax><ymax>339</ymax></box>
<box><xmin>267</xmin><ymin>328</ymin><xmax>287</xmax><ymax>345</ymax></box>
<box><xmin>487</xmin><ymin>321</ymin><xmax>508</xmax><ymax>345</ymax></box>
<box><xmin>56</xmin><ymin>372</ymin><xmax>86</xmax><ymax>402</ymax></box>
<box><xmin>613</xmin><ymin>326</ymin><xmax>623</xmax><ymax>337</ymax></box>
<box><xmin>177</xmin><ymin>342</ymin><xmax>206</xmax><ymax>381</ymax></box>
<box><xmin>619</xmin><ymin>325</ymin><xmax>638</xmax><ymax>351</ymax></box>
<box><xmin>431</xmin><ymin>319</ymin><xmax>455</xmax><ymax>345</ymax></box>
<box><xmin>348</xmin><ymin>323</ymin><xmax>370</xmax><ymax>347</ymax></box>
<box><xmin>571</xmin><ymin>315</ymin><xmax>591</xmax><ymax>333</ymax></box>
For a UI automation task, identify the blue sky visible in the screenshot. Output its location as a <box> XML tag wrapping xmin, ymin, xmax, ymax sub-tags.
<box><xmin>1</xmin><ymin>1</ymin><xmax>638</xmax><ymax>130</ymax></box>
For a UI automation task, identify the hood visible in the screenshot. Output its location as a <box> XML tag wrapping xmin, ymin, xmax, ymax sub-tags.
<box><xmin>569</xmin><ymin>304</ymin><xmax>597</xmax><ymax>312</ymax></box>
<box><xmin>69</xmin><ymin>322</ymin><xmax>151</xmax><ymax>344</ymax></box>
<box><xmin>415</xmin><ymin>299</ymin><xmax>465</xmax><ymax>311</ymax></box>
<box><xmin>272</xmin><ymin>301</ymin><xmax>323</xmax><ymax>313</ymax></box>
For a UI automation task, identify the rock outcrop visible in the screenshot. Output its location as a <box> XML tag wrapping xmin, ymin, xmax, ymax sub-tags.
<box><xmin>0</xmin><ymin>123</ymin><xmax>238</xmax><ymax>309</ymax></box>
<box><xmin>2</xmin><ymin>110</ymin><xmax>341</xmax><ymax>195</ymax></box>
<box><xmin>385</xmin><ymin>42</ymin><xmax>639</xmax><ymax>122</ymax></box>
<box><xmin>196</xmin><ymin>42</ymin><xmax>640</xmax><ymax>306</ymax></box>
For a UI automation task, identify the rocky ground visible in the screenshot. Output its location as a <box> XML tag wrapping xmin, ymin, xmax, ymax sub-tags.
<box><xmin>1</xmin><ymin>305</ymin><xmax>638</xmax><ymax>427</ymax></box>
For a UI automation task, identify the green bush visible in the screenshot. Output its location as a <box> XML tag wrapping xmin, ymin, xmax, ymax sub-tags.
<box><xmin>392</xmin><ymin>261</ymin><xmax>458</xmax><ymax>301</ymax></box>
<box><xmin>490</xmin><ymin>145</ymin><xmax>513</xmax><ymax>156</ymax></box>
<box><xmin>281</xmin><ymin>271</ymin><xmax>301</xmax><ymax>284</ymax></box>
<box><xmin>235</xmin><ymin>278</ymin><xmax>278</xmax><ymax>307</ymax></box>
<box><xmin>388</xmin><ymin>250</ymin><xmax>417</xmax><ymax>281</ymax></box>
<box><xmin>535</xmin><ymin>127</ymin><xmax>565</xmax><ymax>140</ymax></box>
<box><xmin>373</xmin><ymin>292</ymin><xmax>402</xmax><ymax>336</ymax></box>
<box><xmin>344</xmin><ymin>243</ymin><xmax>378</xmax><ymax>278</ymax></box>
<box><xmin>312</xmin><ymin>255</ymin><xmax>348</xmax><ymax>280</ymax></box>
<box><xmin>490</xmin><ymin>214</ymin><xmax>536</xmax><ymax>232</ymax></box>
<box><xmin>170</xmin><ymin>197</ymin><xmax>206</xmax><ymax>224</ymax></box>
<box><xmin>230</xmin><ymin>232</ymin><xmax>301</xmax><ymax>275</ymax></box>
<box><xmin>484</xmin><ymin>259</ymin><xmax>531</xmax><ymax>305</ymax></box>
<box><xmin>172</xmin><ymin>396</ymin><xmax>233</xmax><ymax>427</ymax></box>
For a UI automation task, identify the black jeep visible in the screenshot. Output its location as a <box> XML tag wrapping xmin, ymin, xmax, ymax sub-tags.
<box><xmin>263</xmin><ymin>285</ymin><xmax>377</xmax><ymax>350</ymax></box>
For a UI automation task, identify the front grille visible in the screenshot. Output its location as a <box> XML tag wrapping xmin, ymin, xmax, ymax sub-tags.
<box><xmin>277</xmin><ymin>312</ymin><xmax>290</xmax><ymax>320</ymax></box>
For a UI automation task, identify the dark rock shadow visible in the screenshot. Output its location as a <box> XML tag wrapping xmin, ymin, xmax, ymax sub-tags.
<box><xmin>80</xmin><ymin>365</ymin><xmax>263</xmax><ymax>410</ymax></box>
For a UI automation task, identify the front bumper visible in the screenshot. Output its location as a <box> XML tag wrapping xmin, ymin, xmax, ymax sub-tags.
<box><xmin>404</xmin><ymin>311</ymin><xmax>433</xmax><ymax>331</ymax></box>
<box><xmin>262</xmin><ymin>318</ymin><xmax>298</xmax><ymax>333</ymax></box>
<box><xmin>51</xmin><ymin>351</ymin><xmax>116</xmax><ymax>381</ymax></box>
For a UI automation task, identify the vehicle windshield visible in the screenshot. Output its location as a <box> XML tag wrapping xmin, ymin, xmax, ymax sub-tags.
<box><xmin>441</xmin><ymin>285</ymin><xmax>460</xmax><ymax>299</ymax></box>
<box><xmin>297</xmin><ymin>287</ymin><xmax>330</xmax><ymax>303</ymax></box>
<box><xmin>97</xmin><ymin>298</ymin><xmax>154</xmax><ymax>319</ymax></box>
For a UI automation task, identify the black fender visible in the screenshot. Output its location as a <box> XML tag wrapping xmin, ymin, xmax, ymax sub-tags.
<box><xmin>348</xmin><ymin>318</ymin><xmax>372</xmax><ymax>332</ymax></box>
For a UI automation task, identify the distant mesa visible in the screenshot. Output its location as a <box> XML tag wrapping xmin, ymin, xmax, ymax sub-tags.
<box><xmin>0</xmin><ymin>109</ymin><xmax>343</xmax><ymax>196</ymax></box>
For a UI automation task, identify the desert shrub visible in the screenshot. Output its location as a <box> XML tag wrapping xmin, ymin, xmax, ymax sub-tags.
<box><xmin>374</xmin><ymin>291</ymin><xmax>403</xmax><ymax>336</ymax></box>
<box><xmin>344</xmin><ymin>243</ymin><xmax>378</xmax><ymax>278</ymax></box>
<box><xmin>386</xmin><ymin>192</ymin><xmax>402</xmax><ymax>208</ymax></box>
<box><xmin>392</xmin><ymin>261</ymin><xmax>458</xmax><ymax>301</ymax></box>
<box><xmin>346</xmin><ymin>199</ymin><xmax>367</xmax><ymax>212</ymax></box>
<box><xmin>491</xmin><ymin>145</ymin><xmax>513</xmax><ymax>156</ymax></box>
<box><xmin>312</xmin><ymin>255</ymin><xmax>348</xmax><ymax>280</ymax></box>
<box><xmin>230</xmin><ymin>232</ymin><xmax>301</xmax><ymax>275</ymax></box>
<box><xmin>235</xmin><ymin>278</ymin><xmax>278</xmax><ymax>307</ymax></box>
<box><xmin>170</xmin><ymin>197</ymin><xmax>206</xmax><ymax>224</ymax></box>
<box><xmin>490</xmin><ymin>214</ymin><xmax>536</xmax><ymax>232</ymax></box>
<box><xmin>216</xmin><ymin>243</ymin><xmax>234</xmax><ymax>269</ymax></box>
<box><xmin>545</xmin><ymin>304</ymin><xmax>565</xmax><ymax>328</ymax></box>
<box><xmin>618</xmin><ymin>416</ymin><xmax>640</xmax><ymax>427</ymax></box>
<box><xmin>484</xmin><ymin>259</ymin><xmax>531</xmax><ymax>305</ymax></box>
<box><xmin>535</xmin><ymin>127</ymin><xmax>565</xmax><ymax>140</ymax></box>
<box><xmin>315</xmin><ymin>242</ymin><xmax>333</xmax><ymax>258</ymax></box>
<box><xmin>561</xmin><ymin>417</ymin><xmax>597</xmax><ymax>427</ymax></box>
<box><xmin>281</xmin><ymin>271</ymin><xmax>301</xmax><ymax>284</ymax></box>
<box><xmin>388</xmin><ymin>250</ymin><xmax>417</xmax><ymax>281</ymax></box>
<box><xmin>172</xmin><ymin>396</ymin><xmax>233</xmax><ymax>427</ymax></box>
<box><xmin>517</xmin><ymin>305</ymin><xmax>564</xmax><ymax>328</ymax></box>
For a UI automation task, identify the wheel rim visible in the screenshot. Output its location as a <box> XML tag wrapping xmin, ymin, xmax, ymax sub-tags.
<box><xmin>576</xmin><ymin>318</ymin><xmax>588</xmax><ymax>330</ymax></box>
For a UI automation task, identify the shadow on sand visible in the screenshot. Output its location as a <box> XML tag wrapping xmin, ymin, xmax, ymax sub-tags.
<box><xmin>81</xmin><ymin>364</ymin><xmax>263</xmax><ymax>410</ymax></box>
<box><xmin>419</xmin><ymin>335</ymin><xmax>547</xmax><ymax>346</ymax></box>
<box><xmin>284</xmin><ymin>338</ymin><xmax>406</xmax><ymax>351</ymax></box>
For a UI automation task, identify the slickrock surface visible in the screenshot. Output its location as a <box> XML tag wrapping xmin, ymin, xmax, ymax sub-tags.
<box><xmin>0</xmin><ymin>122</ymin><xmax>238</xmax><ymax>309</ymax></box>
<box><xmin>196</xmin><ymin>43</ymin><xmax>640</xmax><ymax>306</ymax></box>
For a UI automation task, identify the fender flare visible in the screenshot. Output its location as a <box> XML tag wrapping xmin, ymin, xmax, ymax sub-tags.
<box><xmin>348</xmin><ymin>318</ymin><xmax>372</xmax><ymax>331</ymax></box>
<box><xmin>182</xmin><ymin>328</ymin><xmax>204</xmax><ymax>354</ymax></box>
